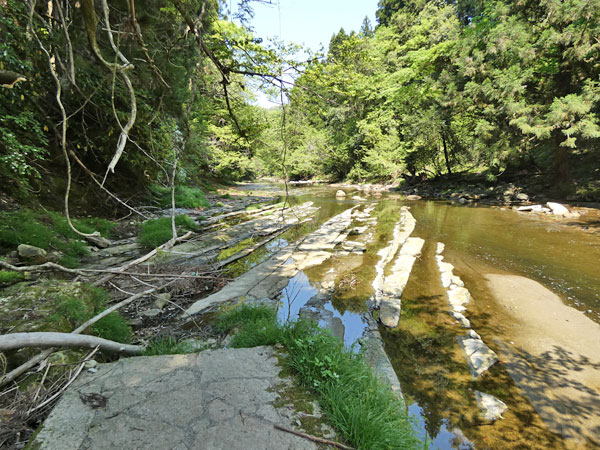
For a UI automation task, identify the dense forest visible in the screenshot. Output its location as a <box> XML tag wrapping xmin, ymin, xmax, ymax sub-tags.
<box><xmin>1</xmin><ymin>0</ymin><xmax>600</xmax><ymax>205</ymax></box>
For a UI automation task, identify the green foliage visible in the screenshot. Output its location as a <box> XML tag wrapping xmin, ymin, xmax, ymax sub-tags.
<box><xmin>52</xmin><ymin>285</ymin><xmax>131</xmax><ymax>343</ymax></box>
<box><xmin>216</xmin><ymin>305</ymin><xmax>419</xmax><ymax>449</ymax></box>
<box><xmin>141</xmin><ymin>337</ymin><xmax>196</xmax><ymax>356</ymax></box>
<box><xmin>138</xmin><ymin>215</ymin><xmax>198</xmax><ymax>249</ymax></box>
<box><xmin>0</xmin><ymin>270</ymin><xmax>24</xmax><ymax>286</ymax></box>
<box><xmin>216</xmin><ymin>237</ymin><xmax>255</xmax><ymax>261</ymax></box>
<box><xmin>0</xmin><ymin>209</ymin><xmax>116</xmax><ymax>267</ymax></box>
<box><xmin>152</xmin><ymin>185</ymin><xmax>210</xmax><ymax>209</ymax></box>
<box><xmin>92</xmin><ymin>313</ymin><xmax>132</xmax><ymax>344</ymax></box>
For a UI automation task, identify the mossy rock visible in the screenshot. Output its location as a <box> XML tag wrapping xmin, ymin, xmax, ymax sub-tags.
<box><xmin>0</xmin><ymin>280</ymin><xmax>87</xmax><ymax>334</ymax></box>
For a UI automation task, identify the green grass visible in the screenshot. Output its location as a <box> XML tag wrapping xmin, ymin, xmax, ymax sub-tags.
<box><xmin>151</xmin><ymin>185</ymin><xmax>210</xmax><ymax>209</ymax></box>
<box><xmin>216</xmin><ymin>305</ymin><xmax>420</xmax><ymax>450</ymax></box>
<box><xmin>216</xmin><ymin>237</ymin><xmax>255</xmax><ymax>261</ymax></box>
<box><xmin>52</xmin><ymin>285</ymin><xmax>131</xmax><ymax>343</ymax></box>
<box><xmin>0</xmin><ymin>270</ymin><xmax>24</xmax><ymax>286</ymax></box>
<box><xmin>141</xmin><ymin>337</ymin><xmax>196</xmax><ymax>356</ymax></box>
<box><xmin>0</xmin><ymin>209</ymin><xmax>116</xmax><ymax>268</ymax></box>
<box><xmin>138</xmin><ymin>215</ymin><xmax>197</xmax><ymax>249</ymax></box>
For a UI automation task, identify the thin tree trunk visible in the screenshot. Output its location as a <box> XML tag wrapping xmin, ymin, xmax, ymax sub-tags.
<box><xmin>442</xmin><ymin>132</ymin><xmax>452</xmax><ymax>176</ymax></box>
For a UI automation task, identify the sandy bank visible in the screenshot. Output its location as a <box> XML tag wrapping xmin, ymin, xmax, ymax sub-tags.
<box><xmin>486</xmin><ymin>274</ymin><xmax>600</xmax><ymax>448</ymax></box>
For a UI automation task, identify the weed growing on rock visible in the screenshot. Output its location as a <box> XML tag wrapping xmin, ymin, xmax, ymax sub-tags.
<box><xmin>141</xmin><ymin>338</ymin><xmax>195</xmax><ymax>356</ymax></box>
<box><xmin>216</xmin><ymin>305</ymin><xmax>419</xmax><ymax>450</ymax></box>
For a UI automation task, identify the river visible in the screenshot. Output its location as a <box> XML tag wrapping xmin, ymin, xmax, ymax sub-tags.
<box><xmin>232</xmin><ymin>183</ymin><xmax>600</xmax><ymax>449</ymax></box>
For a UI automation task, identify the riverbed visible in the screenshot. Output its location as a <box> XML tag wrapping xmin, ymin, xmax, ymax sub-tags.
<box><xmin>231</xmin><ymin>183</ymin><xmax>600</xmax><ymax>449</ymax></box>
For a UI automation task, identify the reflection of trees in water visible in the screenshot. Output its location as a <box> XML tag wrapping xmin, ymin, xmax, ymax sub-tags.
<box><xmin>381</xmin><ymin>297</ymin><xmax>467</xmax><ymax>439</ymax></box>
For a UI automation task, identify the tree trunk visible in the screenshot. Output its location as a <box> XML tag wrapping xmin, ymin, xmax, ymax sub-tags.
<box><xmin>442</xmin><ymin>133</ymin><xmax>452</xmax><ymax>175</ymax></box>
<box><xmin>554</xmin><ymin>132</ymin><xmax>569</xmax><ymax>184</ymax></box>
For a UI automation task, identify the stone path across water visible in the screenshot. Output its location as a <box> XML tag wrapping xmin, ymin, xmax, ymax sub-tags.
<box><xmin>32</xmin><ymin>347</ymin><xmax>325</xmax><ymax>450</ymax></box>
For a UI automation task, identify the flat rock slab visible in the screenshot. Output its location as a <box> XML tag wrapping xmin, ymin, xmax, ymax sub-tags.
<box><xmin>33</xmin><ymin>347</ymin><xmax>320</xmax><ymax>450</ymax></box>
<box><xmin>457</xmin><ymin>336</ymin><xmax>499</xmax><ymax>377</ymax></box>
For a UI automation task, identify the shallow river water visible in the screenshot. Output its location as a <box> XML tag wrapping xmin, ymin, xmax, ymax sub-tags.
<box><xmin>233</xmin><ymin>183</ymin><xmax>600</xmax><ymax>449</ymax></box>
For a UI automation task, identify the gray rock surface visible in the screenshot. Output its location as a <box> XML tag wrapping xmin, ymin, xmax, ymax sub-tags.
<box><xmin>185</xmin><ymin>207</ymin><xmax>356</xmax><ymax>315</ymax></box>
<box><xmin>546</xmin><ymin>202</ymin><xmax>570</xmax><ymax>215</ymax></box>
<box><xmin>17</xmin><ymin>244</ymin><xmax>47</xmax><ymax>259</ymax></box>
<box><xmin>33</xmin><ymin>347</ymin><xmax>322</xmax><ymax>450</ymax></box>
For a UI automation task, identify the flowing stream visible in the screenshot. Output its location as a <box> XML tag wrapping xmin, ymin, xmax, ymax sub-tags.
<box><xmin>231</xmin><ymin>183</ymin><xmax>600</xmax><ymax>449</ymax></box>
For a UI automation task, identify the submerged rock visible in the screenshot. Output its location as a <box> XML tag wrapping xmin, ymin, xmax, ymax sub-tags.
<box><xmin>335</xmin><ymin>190</ymin><xmax>346</xmax><ymax>198</ymax></box>
<box><xmin>406</xmin><ymin>194</ymin><xmax>422</xmax><ymax>200</ymax></box>
<box><xmin>475</xmin><ymin>391</ymin><xmax>507</xmax><ymax>422</ymax></box>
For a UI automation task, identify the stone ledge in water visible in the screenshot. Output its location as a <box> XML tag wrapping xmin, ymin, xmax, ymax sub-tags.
<box><xmin>475</xmin><ymin>391</ymin><xmax>507</xmax><ymax>422</ymax></box>
<box><xmin>458</xmin><ymin>336</ymin><xmax>499</xmax><ymax>377</ymax></box>
<box><xmin>448</xmin><ymin>287</ymin><xmax>471</xmax><ymax>310</ymax></box>
<box><xmin>449</xmin><ymin>311</ymin><xmax>471</xmax><ymax>328</ymax></box>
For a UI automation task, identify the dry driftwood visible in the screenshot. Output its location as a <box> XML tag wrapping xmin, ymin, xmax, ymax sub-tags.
<box><xmin>273</xmin><ymin>424</ymin><xmax>355</xmax><ymax>450</ymax></box>
<box><xmin>0</xmin><ymin>281</ymin><xmax>175</xmax><ymax>387</ymax></box>
<box><xmin>0</xmin><ymin>332</ymin><xmax>141</xmax><ymax>355</ymax></box>
<box><xmin>93</xmin><ymin>230</ymin><xmax>193</xmax><ymax>286</ymax></box>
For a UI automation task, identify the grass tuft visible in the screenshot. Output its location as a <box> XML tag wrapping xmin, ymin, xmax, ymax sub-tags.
<box><xmin>216</xmin><ymin>305</ymin><xmax>419</xmax><ymax>449</ymax></box>
<box><xmin>142</xmin><ymin>337</ymin><xmax>196</xmax><ymax>356</ymax></box>
<box><xmin>0</xmin><ymin>209</ymin><xmax>116</xmax><ymax>268</ymax></box>
<box><xmin>0</xmin><ymin>270</ymin><xmax>24</xmax><ymax>286</ymax></box>
<box><xmin>138</xmin><ymin>215</ymin><xmax>197</xmax><ymax>249</ymax></box>
<box><xmin>52</xmin><ymin>285</ymin><xmax>131</xmax><ymax>343</ymax></box>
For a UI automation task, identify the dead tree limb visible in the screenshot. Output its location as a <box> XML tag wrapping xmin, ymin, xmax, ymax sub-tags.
<box><xmin>28</xmin><ymin>0</ymin><xmax>95</xmax><ymax>239</ymax></box>
<box><xmin>0</xmin><ymin>333</ymin><xmax>142</xmax><ymax>355</ymax></box>
<box><xmin>93</xmin><ymin>230</ymin><xmax>193</xmax><ymax>286</ymax></box>
<box><xmin>0</xmin><ymin>280</ymin><xmax>175</xmax><ymax>387</ymax></box>
<box><xmin>273</xmin><ymin>424</ymin><xmax>355</xmax><ymax>450</ymax></box>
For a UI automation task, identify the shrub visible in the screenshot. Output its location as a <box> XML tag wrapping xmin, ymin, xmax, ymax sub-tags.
<box><xmin>52</xmin><ymin>285</ymin><xmax>131</xmax><ymax>343</ymax></box>
<box><xmin>0</xmin><ymin>270</ymin><xmax>24</xmax><ymax>286</ymax></box>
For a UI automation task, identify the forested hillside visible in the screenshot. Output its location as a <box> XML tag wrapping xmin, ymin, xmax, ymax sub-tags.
<box><xmin>262</xmin><ymin>0</ymin><xmax>600</xmax><ymax>199</ymax></box>
<box><xmin>1</xmin><ymin>0</ymin><xmax>600</xmax><ymax>206</ymax></box>
<box><xmin>0</xmin><ymin>0</ymin><xmax>286</xmax><ymax>206</ymax></box>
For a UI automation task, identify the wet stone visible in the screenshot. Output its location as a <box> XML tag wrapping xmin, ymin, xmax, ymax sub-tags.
<box><xmin>475</xmin><ymin>391</ymin><xmax>508</xmax><ymax>422</ymax></box>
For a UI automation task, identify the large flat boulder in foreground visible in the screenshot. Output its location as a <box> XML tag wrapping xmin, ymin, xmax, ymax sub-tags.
<box><xmin>33</xmin><ymin>347</ymin><xmax>322</xmax><ymax>450</ymax></box>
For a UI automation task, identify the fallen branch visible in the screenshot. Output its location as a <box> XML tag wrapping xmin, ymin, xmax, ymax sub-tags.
<box><xmin>273</xmin><ymin>424</ymin><xmax>355</xmax><ymax>450</ymax></box>
<box><xmin>93</xmin><ymin>231</ymin><xmax>193</xmax><ymax>286</ymax></box>
<box><xmin>0</xmin><ymin>280</ymin><xmax>174</xmax><ymax>387</ymax></box>
<box><xmin>29</xmin><ymin>347</ymin><xmax>99</xmax><ymax>414</ymax></box>
<box><xmin>0</xmin><ymin>333</ymin><xmax>141</xmax><ymax>355</ymax></box>
<box><xmin>0</xmin><ymin>260</ymin><xmax>88</xmax><ymax>276</ymax></box>
<box><xmin>0</xmin><ymin>259</ymin><xmax>216</xmax><ymax>279</ymax></box>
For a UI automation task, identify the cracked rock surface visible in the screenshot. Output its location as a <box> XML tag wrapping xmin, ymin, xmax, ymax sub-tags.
<box><xmin>33</xmin><ymin>347</ymin><xmax>322</xmax><ymax>450</ymax></box>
